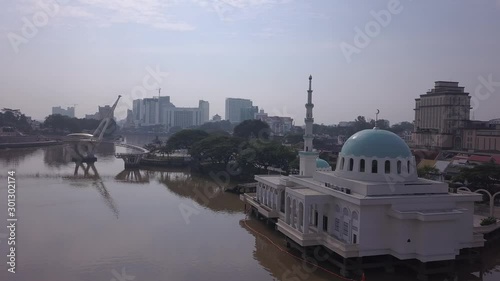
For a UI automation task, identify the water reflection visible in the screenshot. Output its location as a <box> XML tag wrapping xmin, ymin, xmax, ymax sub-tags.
<box><xmin>115</xmin><ymin>169</ymin><xmax>150</xmax><ymax>184</ymax></box>
<box><xmin>0</xmin><ymin>147</ymin><xmax>40</xmax><ymax>165</ymax></box>
<box><xmin>63</xmin><ymin>162</ymin><xmax>120</xmax><ymax>218</ymax></box>
<box><xmin>158</xmin><ymin>171</ymin><xmax>245</xmax><ymax>213</ymax></box>
<box><xmin>239</xmin><ymin>218</ymin><xmax>340</xmax><ymax>281</ymax></box>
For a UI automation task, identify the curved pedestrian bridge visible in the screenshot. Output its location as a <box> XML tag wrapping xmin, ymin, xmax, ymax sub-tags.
<box><xmin>114</xmin><ymin>143</ymin><xmax>149</xmax><ymax>168</ymax></box>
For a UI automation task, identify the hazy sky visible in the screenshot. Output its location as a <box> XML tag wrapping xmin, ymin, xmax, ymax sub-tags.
<box><xmin>1</xmin><ymin>0</ymin><xmax>500</xmax><ymax>125</ymax></box>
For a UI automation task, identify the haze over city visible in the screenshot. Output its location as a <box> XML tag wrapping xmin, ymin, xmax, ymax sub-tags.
<box><xmin>1</xmin><ymin>0</ymin><xmax>500</xmax><ymax>124</ymax></box>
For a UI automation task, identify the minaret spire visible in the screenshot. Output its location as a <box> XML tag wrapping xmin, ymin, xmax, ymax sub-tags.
<box><xmin>304</xmin><ymin>75</ymin><xmax>314</xmax><ymax>152</ymax></box>
<box><xmin>299</xmin><ymin>75</ymin><xmax>319</xmax><ymax>177</ymax></box>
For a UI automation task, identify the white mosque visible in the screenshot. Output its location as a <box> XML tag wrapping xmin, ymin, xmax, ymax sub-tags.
<box><xmin>243</xmin><ymin>76</ymin><xmax>484</xmax><ymax>267</ymax></box>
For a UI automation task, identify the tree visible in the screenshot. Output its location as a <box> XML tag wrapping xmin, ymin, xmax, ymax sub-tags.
<box><xmin>0</xmin><ymin>110</ymin><xmax>32</xmax><ymax>132</ymax></box>
<box><xmin>239</xmin><ymin>140</ymin><xmax>297</xmax><ymax>174</ymax></box>
<box><xmin>168</xmin><ymin>126</ymin><xmax>182</xmax><ymax>135</ymax></box>
<box><xmin>158</xmin><ymin>143</ymin><xmax>173</xmax><ymax>157</ymax></box>
<box><xmin>370</xmin><ymin>119</ymin><xmax>390</xmax><ymax>130</ymax></box>
<box><xmin>390</xmin><ymin>121</ymin><xmax>414</xmax><ymax>134</ymax></box>
<box><xmin>273</xmin><ymin>144</ymin><xmax>297</xmax><ymax>174</ymax></box>
<box><xmin>452</xmin><ymin>163</ymin><xmax>500</xmax><ymax>193</ymax></box>
<box><xmin>417</xmin><ymin>165</ymin><xmax>440</xmax><ymax>179</ymax></box>
<box><xmin>233</xmin><ymin>119</ymin><xmax>271</xmax><ymax>140</ymax></box>
<box><xmin>190</xmin><ymin>135</ymin><xmax>242</xmax><ymax>166</ymax></box>
<box><xmin>353</xmin><ymin>116</ymin><xmax>372</xmax><ymax>133</ymax></box>
<box><xmin>167</xmin><ymin>129</ymin><xmax>209</xmax><ymax>150</ymax></box>
<box><xmin>198</xmin><ymin>120</ymin><xmax>234</xmax><ymax>134</ymax></box>
<box><xmin>284</xmin><ymin>133</ymin><xmax>304</xmax><ymax>145</ymax></box>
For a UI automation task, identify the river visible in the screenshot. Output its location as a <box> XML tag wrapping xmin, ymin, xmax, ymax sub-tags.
<box><xmin>0</xmin><ymin>143</ymin><xmax>499</xmax><ymax>281</ymax></box>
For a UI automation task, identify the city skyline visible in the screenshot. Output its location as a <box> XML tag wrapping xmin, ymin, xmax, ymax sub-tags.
<box><xmin>1</xmin><ymin>0</ymin><xmax>500</xmax><ymax>125</ymax></box>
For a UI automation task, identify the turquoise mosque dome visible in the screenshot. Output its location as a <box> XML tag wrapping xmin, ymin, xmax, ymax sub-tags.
<box><xmin>316</xmin><ymin>158</ymin><xmax>331</xmax><ymax>169</ymax></box>
<box><xmin>340</xmin><ymin>129</ymin><xmax>412</xmax><ymax>159</ymax></box>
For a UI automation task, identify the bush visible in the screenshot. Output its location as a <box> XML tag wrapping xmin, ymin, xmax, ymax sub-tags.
<box><xmin>480</xmin><ymin>216</ymin><xmax>497</xmax><ymax>226</ymax></box>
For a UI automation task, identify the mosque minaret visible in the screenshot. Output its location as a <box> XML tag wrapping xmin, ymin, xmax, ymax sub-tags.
<box><xmin>299</xmin><ymin>75</ymin><xmax>323</xmax><ymax>176</ymax></box>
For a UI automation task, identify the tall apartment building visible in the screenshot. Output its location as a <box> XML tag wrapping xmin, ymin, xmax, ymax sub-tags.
<box><xmin>52</xmin><ymin>106</ymin><xmax>75</xmax><ymax>118</ymax></box>
<box><xmin>199</xmin><ymin>100</ymin><xmax>210</xmax><ymax>124</ymax></box>
<box><xmin>225</xmin><ymin>98</ymin><xmax>254</xmax><ymax>123</ymax></box>
<box><xmin>131</xmin><ymin>96</ymin><xmax>209</xmax><ymax>129</ymax></box>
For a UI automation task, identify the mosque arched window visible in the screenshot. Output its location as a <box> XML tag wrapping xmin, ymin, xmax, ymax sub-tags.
<box><xmin>340</xmin><ymin>158</ymin><xmax>345</xmax><ymax>170</ymax></box>
<box><xmin>397</xmin><ymin>161</ymin><xmax>402</xmax><ymax>174</ymax></box>
<box><xmin>348</xmin><ymin>158</ymin><xmax>354</xmax><ymax>171</ymax></box>
<box><xmin>371</xmin><ymin>160</ymin><xmax>378</xmax><ymax>173</ymax></box>
<box><xmin>407</xmin><ymin>160</ymin><xmax>411</xmax><ymax>174</ymax></box>
<box><xmin>385</xmin><ymin>160</ymin><xmax>391</xmax><ymax>174</ymax></box>
<box><xmin>359</xmin><ymin>159</ymin><xmax>365</xmax><ymax>172</ymax></box>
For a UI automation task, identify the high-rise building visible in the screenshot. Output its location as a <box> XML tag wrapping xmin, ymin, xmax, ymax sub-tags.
<box><xmin>413</xmin><ymin>81</ymin><xmax>500</xmax><ymax>152</ymax></box>
<box><xmin>225</xmin><ymin>98</ymin><xmax>253</xmax><ymax>123</ymax></box>
<box><xmin>132</xmin><ymin>99</ymin><xmax>144</xmax><ymax>125</ymax></box>
<box><xmin>132</xmin><ymin>96</ymin><xmax>209</xmax><ymax>129</ymax></box>
<box><xmin>52</xmin><ymin>106</ymin><xmax>75</xmax><ymax>118</ymax></box>
<box><xmin>240</xmin><ymin>106</ymin><xmax>258</xmax><ymax>122</ymax></box>
<box><xmin>143</xmin><ymin>98</ymin><xmax>158</xmax><ymax>125</ymax></box>
<box><xmin>199</xmin><ymin>100</ymin><xmax>210</xmax><ymax>124</ymax></box>
<box><xmin>413</xmin><ymin>81</ymin><xmax>471</xmax><ymax>149</ymax></box>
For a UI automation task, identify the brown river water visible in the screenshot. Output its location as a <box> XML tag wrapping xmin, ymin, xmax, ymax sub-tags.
<box><xmin>0</xmin><ymin>139</ymin><xmax>499</xmax><ymax>281</ymax></box>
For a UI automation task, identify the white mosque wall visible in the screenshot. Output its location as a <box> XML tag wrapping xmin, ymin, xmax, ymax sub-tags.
<box><xmin>313</xmin><ymin>171</ymin><xmax>449</xmax><ymax>197</ymax></box>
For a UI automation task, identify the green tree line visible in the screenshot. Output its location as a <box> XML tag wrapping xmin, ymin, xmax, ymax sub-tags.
<box><xmin>145</xmin><ymin>120</ymin><xmax>297</xmax><ymax>178</ymax></box>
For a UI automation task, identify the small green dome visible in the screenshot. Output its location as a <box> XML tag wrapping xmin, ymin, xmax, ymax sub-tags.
<box><xmin>341</xmin><ymin>129</ymin><xmax>412</xmax><ymax>158</ymax></box>
<box><xmin>316</xmin><ymin>158</ymin><xmax>331</xmax><ymax>168</ymax></box>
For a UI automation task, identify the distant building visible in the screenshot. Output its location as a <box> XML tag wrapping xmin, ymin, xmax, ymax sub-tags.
<box><xmin>255</xmin><ymin>109</ymin><xmax>293</xmax><ymax>136</ymax></box>
<box><xmin>413</xmin><ymin>81</ymin><xmax>471</xmax><ymax>149</ymax></box>
<box><xmin>85</xmin><ymin>113</ymin><xmax>99</xmax><ymax>120</ymax></box>
<box><xmin>199</xmin><ymin>100</ymin><xmax>210</xmax><ymax>124</ymax></box>
<box><xmin>132</xmin><ymin>96</ymin><xmax>209</xmax><ymax>129</ymax></box>
<box><xmin>338</xmin><ymin>121</ymin><xmax>355</xmax><ymax>127</ymax></box>
<box><xmin>398</xmin><ymin>130</ymin><xmax>413</xmax><ymax>145</ymax></box>
<box><xmin>240</xmin><ymin>106</ymin><xmax>258</xmax><ymax>122</ymax></box>
<box><xmin>212</xmin><ymin>114</ymin><xmax>222</xmax><ymax>121</ymax></box>
<box><xmin>143</xmin><ymin>98</ymin><xmax>158</xmax><ymax>126</ymax></box>
<box><xmin>85</xmin><ymin>104</ymin><xmax>115</xmax><ymax>120</ymax></box>
<box><xmin>413</xmin><ymin>81</ymin><xmax>500</xmax><ymax>152</ymax></box>
<box><xmin>52</xmin><ymin>106</ymin><xmax>75</xmax><ymax>118</ymax></box>
<box><xmin>337</xmin><ymin>135</ymin><xmax>346</xmax><ymax>145</ymax></box>
<box><xmin>124</xmin><ymin>109</ymin><xmax>135</xmax><ymax>128</ymax></box>
<box><xmin>98</xmin><ymin>105</ymin><xmax>113</xmax><ymax>119</ymax></box>
<box><xmin>462</xmin><ymin>119</ymin><xmax>500</xmax><ymax>151</ymax></box>
<box><xmin>225</xmin><ymin>98</ymin><xmax>254</xmax><ymax>123</ymax></box>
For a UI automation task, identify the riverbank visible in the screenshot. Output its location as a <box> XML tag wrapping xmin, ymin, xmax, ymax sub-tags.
<box><xmin>0</xmin><ymin>140</ymin><xmax>60</xmax><ymax>149</ymax></box>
